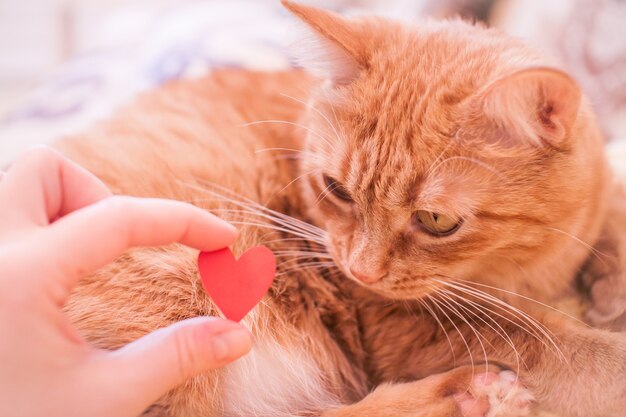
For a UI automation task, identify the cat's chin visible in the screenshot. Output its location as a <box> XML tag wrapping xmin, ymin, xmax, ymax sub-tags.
<box><xmin>346</xmin><ymin>274</ymin><xmax>440</xmax><ymax>301</ymax></box>
<box><xmin>328</xmin><ymin>247</ymin><xmax>447</xmax><ymax>300</ymax></box>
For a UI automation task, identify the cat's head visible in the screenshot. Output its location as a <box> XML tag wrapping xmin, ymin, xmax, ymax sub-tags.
<box><xmin>283</xmin><ymin>1</ymin><xmax>608</xmax><ymax>299</ymax></box>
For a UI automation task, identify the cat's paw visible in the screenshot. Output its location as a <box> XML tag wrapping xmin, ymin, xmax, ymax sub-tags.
<box><xmin>454</xmin><ymin>371</ymin><xmax>534</xmax><ymax>417</ymax></box>
<box><xmin>579</xmin><ymin>216</ymin><xmax>626</xmax><ymax>332</ymax></box>
<box><xmin>584</xmin><ymin>270</ymin><xmax>626</xmax><ymax>331</ymax></box>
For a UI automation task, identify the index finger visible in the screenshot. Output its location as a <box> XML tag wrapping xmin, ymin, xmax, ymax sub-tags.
<box><xmin>39</xmin><ymin>196</ymin><xmax>237</xmax><ymax>297</ymax></box>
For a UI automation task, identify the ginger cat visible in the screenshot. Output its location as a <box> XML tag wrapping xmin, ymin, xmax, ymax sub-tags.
<box><xmin>57</xmin><ymin>2</ymin><xmax>626</xmax><ymax>416</ymax></box>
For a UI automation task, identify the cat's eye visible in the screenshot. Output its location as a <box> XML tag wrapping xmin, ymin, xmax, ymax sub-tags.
<box><xmin>323</xmin><ymin>174</ymin><xmax>353</xmax><ymax>202</ymax></box>
<box><xmin>413</xmin><ymin>210</ymin><xmax>461</xmax><ymax>236</ymax></box>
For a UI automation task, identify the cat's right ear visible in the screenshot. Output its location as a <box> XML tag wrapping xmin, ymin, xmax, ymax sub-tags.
<box><xmin>282</xmin><ymin>0</ymin><xmax>370</xmax><ymax>85</ymax></box>
<box><xmin>474</xmin><ymin>67</ymin><xmax>582</xmax><ymax>150</ymax></box>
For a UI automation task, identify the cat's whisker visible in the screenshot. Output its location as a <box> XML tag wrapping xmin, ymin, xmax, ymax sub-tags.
<box><xmin>445</xmin><ymin>284</ymin><xmax>557</xmax><ymax>360</ymax></box>
<box><xmin>194</xmin><ymin>204</ymin><xmax>325</xmax><ymax>242</ymax></box>
<box><xmin>436</xmin><ymin>279</ymin><xmax>553</xmax><ymax>342</ymax></box>
<box><xmin>402</xmin><ymin>298</ymin><xmax>461</xmax><ymax>369</ymax></box>
<box><xmin>180</xmin><ymin>186</ymin><xmax>328</xmax><ymax>244</ymax></box>
<box><xmin>278</xmin><ymin>260</ymin><xmax>337</xmax><ymax>270</ymax></box>
<box><xmin>254</xmin><ymin>147</ymin><xmax>311</xmax><ymax>155</ymax></box>
<box><xmin>263</xmin><ymin>238</ymin><xmax>328</xmax><ymax>253</ymax></box>
<box><xmin>427</xmin><ymin>156</ymin><xmax>505</xmax><ymax>181</ymax></box>
<box><xmin>424</xmin><ymin>139</ymin><xmax>456</xmax><ymax>177</ymax></box>
<box><xmin>435</xmin><ymin>287</ymin><xmax>525</xmax><ymax>378</ymax></box>
<box><xmin>175</xmin><ymin>180</ymin><xmax>241</xmax><ymax>203</ymax></box>
<box><xmin>279</xmin><ymin>92</ymin><xmax>343</xmax><ymax>145</ymax></box>
<box><xmin>403</xmin><ymin>300</ymin><xmax>425</xmax><ymax>321</ymax></box>
<box><xmin>274</xmin><ymin>251</ymin><xmax>334</xmax><ymax>259</ymax></box>
<box><xmin>264</xmin><ymin>237</ymin><xmax>328</xmax><ymax>249</ymax></box>
<box><xmin>280</xmin><ymin>260</ymin><xmax>337</xmax><ymax>267</ymax></box>
<box><xmin>202</xmin><ymin>197</ymin><xmax>326</xmax><ymax>238</ymax></box>
<box><xmin>264</xmin><ymin>169</ymin><xmax>322</xmax><ymax>206</ymax></box>
<box><xmin>320</xmin><ymin>86</ymin><xmax>347</xmax><ymax>143</ymax></box>
<box><xmin>454</xmin><ymin>277</ymin><xmax>587</xmax><ymax>327</ymax></box>
<box><xmin>262</xmin><ymin>237</ymin><xmax>322</xmax><ymax>245</ymax></box>
<box><xmin>276</xmin><ymin>262</ymin><xmax>338</xmax><ymax>276</ymax></box>
<box><xmin>415</xmin><ymin>297</ymin><xmax>458</xmax><ymax>366</ymax></box>
<box><xmin>444</xmin><ymin>293</ymin><xmax>526</xmax><ymax>414</ymax></box>
<box><xmin>434</xmin><ymin>279</ymin><xmax>567</xmax><ymax>363</ymax></box>
<box><xmin>208</xmin><ymin>207</ymin><xmax>325</xmax><ymax>238</ymax></box>
<box><xmin>274</xmin><ymin>246</ymin><xmax>331</xmax><ymax>254</ymax></box>
<box><xmin>277</xmin><ymin>258</ymin><xmax>335</xmax><ymax>269</ymax></box>
<box><xmin>208</xmin><ymin>213</ymin><xmax>327</xmax><ymax>246</ymax></box>
<box><xmin>427</xmin><ymin>294</ymin><xmax>477</xmax><ymax>381</ymax></box>
<box><xmin>178</xmin><ymin>179</ymin><xmax>326</xmax><ymax>237</ymax></box>
<box><xmin>241</xmin><ymin>119</ymin><xmax>334</xmax><ymax>149</ymax></box>
<box><xmin>313</xmin><ymin>181</ymin><xmax>340</xmax><ymax>206</ymax></box>
<box><xmin>227</xmin><ymin>220</ymin><xmax>326</xmax><ymax>244</ymax></box>
<box><xmin>276</xmin><ymin>256</ymin><xmax>335</xmax><ymax>268</ymax></box>
<box><xmin>430</xmin><ymin>287</ymin><xmax>491</xmax><ymax>379</ymax></box>
<box><xmin>496</xmin><ymin>255</ymin><xmax>534</xmax><ymax>287</ymax></box>
<box><xmin>436</xmin><ymin>279</ymin><xmax>551</xmax><ymax>338</ymax></box>
<box><xmin>545</xmin><ymin>226</ymin><xmax>613</xmax><ymax>266</ymax></box>
<box><xmin>433</xmin><ymin>288</ymin><xmax>495</xmax><ymax>353</ymax></box>
<box><xmin>437</xmin><ymin>288</ymin><xmax>522</xmax><ymax>358</ymax></box>
<box><xmin>432</xmin><ymin>286</ymin><xmax>554</xmax><ymax>407</ymax></box>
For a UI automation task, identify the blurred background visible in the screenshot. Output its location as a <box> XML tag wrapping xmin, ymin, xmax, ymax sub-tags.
<box><xmin>1</xmin><ymin>0</ymin><xmax>625</xmax><ymax>164</ymax></box>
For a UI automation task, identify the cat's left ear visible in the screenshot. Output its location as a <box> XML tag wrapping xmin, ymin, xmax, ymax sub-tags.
<box><xmin>477</xmin><ymin>67</ymin><xmax>582</xmax><ymax>149</ymax></box>
<box><xmin>282</xmin><ymin>0</ymin><xmax>371</xmax><ymax>85</ymax></box>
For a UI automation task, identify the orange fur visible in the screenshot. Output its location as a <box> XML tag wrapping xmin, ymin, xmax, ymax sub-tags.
<box><xmin>56</xmin><ymin>2</ymin><xmax>626</xmax><ymax>417</ymax></box>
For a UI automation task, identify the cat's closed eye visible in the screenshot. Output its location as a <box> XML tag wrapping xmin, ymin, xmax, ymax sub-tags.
<box><xmin>413</xmin><ymin>210</ymin><xmax>462</xmax><ymax>236</ymax></box>
<box><xmin>323</xmin><ymin>174</ymin><xmax>353</xmax><ymax>203</ymax></box>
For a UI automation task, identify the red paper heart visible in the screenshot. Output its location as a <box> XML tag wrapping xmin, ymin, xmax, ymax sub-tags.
<box><xmin>198</xmin><ymin>246</ymin><xmax>276</xmax><ymax>322</ymax></box>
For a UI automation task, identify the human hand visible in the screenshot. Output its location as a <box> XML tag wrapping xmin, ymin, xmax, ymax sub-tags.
<box><xmin>0</xmin><ymin>147</ymin><xmax>252</xmax><ymax>417</ymax></box>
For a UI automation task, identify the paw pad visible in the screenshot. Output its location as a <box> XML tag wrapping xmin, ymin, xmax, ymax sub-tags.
<box><xmin>456</xmin><ymin>370</ymin><xmax>534</xmax><ymax>417</ymax></box>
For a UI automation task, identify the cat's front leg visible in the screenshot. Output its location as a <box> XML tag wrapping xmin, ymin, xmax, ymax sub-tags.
<box><xmin>492</xmin><ymin>318</ymin><xmax>626</xmax><ymax>417</ymax></box>
<box><xmin>321</xmin><ymin>365</ymin><xmax>533</xmax><ymax>417</ymax></box>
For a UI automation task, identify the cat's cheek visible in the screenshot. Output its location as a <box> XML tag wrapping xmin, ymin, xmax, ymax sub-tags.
<box><xmin>326</xmin><ymin>236</ymin><xmax>350</xmax><ymax>273</ymax></box>
<box><xmin>318</xmin><ymin>211</ymin><xmax>360</xmax><ymax>264</ymax></box>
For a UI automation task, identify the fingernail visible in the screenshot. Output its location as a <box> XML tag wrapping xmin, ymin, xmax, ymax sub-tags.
<box><xmin>216</xmin><ymin>220</ymin><xmax>238</xmax><ymax>242</ymax></box>
<box><xmin>207</xmin><ymin>212</ymin><xmax>238</xmax><ymax>239</ymax></box>
<box><xmin>224</xmin><ymin>222</ymin><xmax>238</xmax><ymax>235</ymax></box>
<box><xmin>211</xmin><ymin>328</ymin><xmax>252</xmax><ymax>361</ymax></box>
<box><xmin>211</xmin><ymin>214</ymin><xmax>237</xmax><ymax>234</ymax></box>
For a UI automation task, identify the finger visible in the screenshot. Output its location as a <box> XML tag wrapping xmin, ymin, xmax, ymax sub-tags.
<box><xmin>0</xmin><ymin>146</ymin><xmax>111</xmax><ymax>229</ymax></box>
<box><xmin>97</xmin><ymin>317</ymin><xmax>252</xmax><ymax>415</ymax></box>
<box><xmin>42</xmin><ymin>196</ymin><xmax>237</xmax><ymax>287</ymax></box>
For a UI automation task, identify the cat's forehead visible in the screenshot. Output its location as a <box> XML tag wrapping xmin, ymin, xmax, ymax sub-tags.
<box><xmin>346</xmin><ymin>21</ymin><xmax>532</xmax><ymax>136</ymax></box>
<box><xmin>338</xmin><ymin>77</ymin><xmax>462</xmax><ymax>167</ymax></box>
<box><xmin>339</xmin><ymin>46</ymin><xmax>494</xmax><ymax>150</ymax></box>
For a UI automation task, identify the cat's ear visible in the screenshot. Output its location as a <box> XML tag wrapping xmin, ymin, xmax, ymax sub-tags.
<box><xmin>477</xmin><ymin>67</ymin><xmax>582</xmax><ymax>149</ymax></box>
<box><xmin>282</xmin><ymin>0</ymin><xmax>369</xmax><ymax>85</ymax></box>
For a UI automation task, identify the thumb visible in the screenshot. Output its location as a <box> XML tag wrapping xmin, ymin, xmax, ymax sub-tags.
<box><xmin>103</xmin><ymin>317</ymin><xmax>252</xmax><ymax>413</ymax></box>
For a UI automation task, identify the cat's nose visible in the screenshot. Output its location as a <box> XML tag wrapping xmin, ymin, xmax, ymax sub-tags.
<box><xmin>349</xmin><ymin>266</ymin><xmax>387</xmax><ymax>284</ymax></box>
